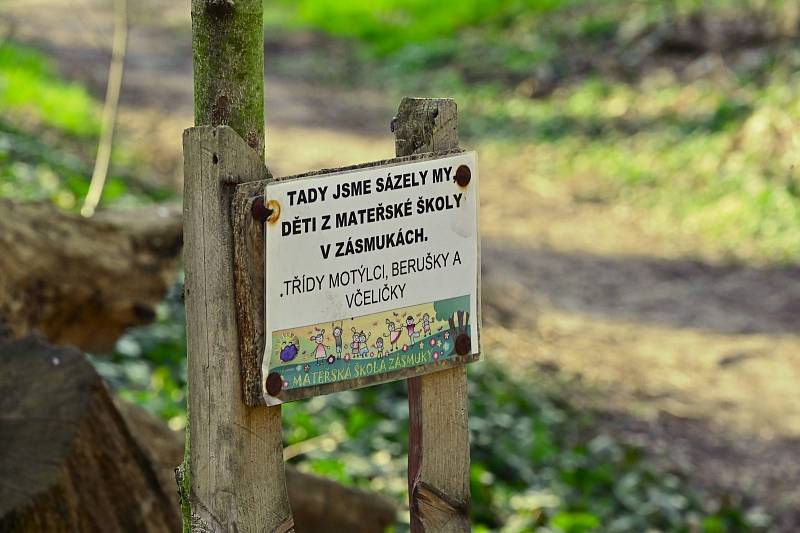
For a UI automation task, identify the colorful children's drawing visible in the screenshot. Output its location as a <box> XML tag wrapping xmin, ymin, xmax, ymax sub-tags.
<box><xmin>332</xmin><ymin>322</ymin><xmax>343</xmax><ymax>355</ymax></box>
<box><xmin>266</xmin><ymin>295</ymin><xmax>472</xmax><ymax>394</ymax></box>
<box><xmin>385</xmin><ymin>319</ymin><xmax>401</xmax><ymax>350</ymax></box>
<box><xmin>309</xmin><ymin>329</ymin><xmax>335</xmax><ymax>365</ymax></box>
<box><xmin>278</xmin><ymin>335</ymin><xmax>299</xmax><ymax>362</ymax></box>
<box><xmin>405</xmin><ymin>315</ymin><xmax>419</xmax><ymax>342</ymax></box>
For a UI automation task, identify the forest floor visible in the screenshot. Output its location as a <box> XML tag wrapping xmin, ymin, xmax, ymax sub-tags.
<box><xmin>7</xmin><ymin>0</ymin><xmax>800</xmax><ymax>528</ymax></box>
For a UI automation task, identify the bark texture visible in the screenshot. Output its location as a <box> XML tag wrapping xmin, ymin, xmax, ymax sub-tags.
<box><xmin>191</xmin><ymin>0</ymin><xmax>265</xmax><ymax>157</ymax></box>
<box><xmin>0</xmin><ymin>335</ymin><xmax>181</xmax><ymax>532</ymax></box>
<box><xmin>0</xmin><ymin>199</ymin><xmax>182</xmax><ymax>353</ymax></box>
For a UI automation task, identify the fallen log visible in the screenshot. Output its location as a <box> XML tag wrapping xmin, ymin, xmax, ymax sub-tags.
<box><xmin>1</xmin><ymin>336</ymin><xmax>397</xmax><ymax>532</ymax></box>
<box><xmin>0</xmin><ymin>200</ymin><xmax>183</xmax><ymax>353</ymax></box>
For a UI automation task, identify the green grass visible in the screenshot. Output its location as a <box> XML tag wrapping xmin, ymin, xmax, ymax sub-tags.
<box><xmin>455</xmin><ymin>74</ymin><xmax>800</xmax><ymax>261</ymax></box>
<box><xmin>0</xmin><ymin>42</ymin><xmax>99</xmax><ymax>138</ymax></box>
<box><xmin>266</xmin><ymin>0</ymin><xmax>772</xmax><ymax>56</ymax></box>
<box><xmin>0</xmin><ymin>42</ymin><xmax>173</xmax><ymax>210</ymax></box>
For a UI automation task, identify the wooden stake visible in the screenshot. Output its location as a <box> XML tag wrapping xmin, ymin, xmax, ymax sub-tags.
<box><xmin>394</xmin><ymin>98</ymin><xmax>472</xmax><ymax>532</ymax></box>
<box><xmin>182</xmin><ymin>1</ymin><xmax>293</xmax><ymax>531</ymax></box>
<box><xmin>182</xmin><ymin>127</ymin><xmax>293</xmax><ymax>532</ymax></box>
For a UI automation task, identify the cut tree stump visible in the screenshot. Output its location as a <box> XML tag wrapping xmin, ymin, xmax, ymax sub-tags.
<box><xmin>0</xmin><ymin>335</ymin><xmax>396</xmax><ymax>532</ymax></box>
<box><xmin>0</xmin><ymin>199</ymin><xmax>183</xmax><ymax>353</ymax></box>
<box><xmin>0</xmin><ymin>335</ymin><xmax>181</xmax><ymax>532</ymax></box>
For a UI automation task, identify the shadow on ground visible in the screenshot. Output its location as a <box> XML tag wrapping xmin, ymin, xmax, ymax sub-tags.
<box><xmin>483</xmin><ymin>239</ymin><xmax>800</xmax><ymax>335</ymax></box>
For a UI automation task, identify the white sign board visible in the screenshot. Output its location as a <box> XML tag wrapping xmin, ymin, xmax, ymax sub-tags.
<box><xmin>263</xmin><ymin>152</ymin><xmax>479</xmax><ymax>399</ymax></box>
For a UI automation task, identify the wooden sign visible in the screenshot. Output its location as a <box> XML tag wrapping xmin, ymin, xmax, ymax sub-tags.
<box><xmin>261</xmin><ymin>151</ymin><xmax>480</xmax><ymax>402</ymax></box>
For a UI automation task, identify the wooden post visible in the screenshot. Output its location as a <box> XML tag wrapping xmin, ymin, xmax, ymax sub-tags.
<box><xmin>180</xmin><ymin>1</ymin><xmax>293</xmax><ymax>532</ymax></box>
<box><xmin>394</xmin><ymin>98</ymin><xmax>472</xmax><ymax>532</ymax></box>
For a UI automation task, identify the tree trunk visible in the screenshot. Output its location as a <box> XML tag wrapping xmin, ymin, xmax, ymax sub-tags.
<box><xmin>191</xmin><ymin>0</ymin><xmax>264</xmax><ymax>157</ymax></box>
<box><xmin>184</xmin><ymin>1</ymin><xmax>290</xmax><ymax>530</ymax></box>
<box><xmin>0</xmin><ymin>199</ymin><xmax>182</xmax><ymax>353</ymax></box>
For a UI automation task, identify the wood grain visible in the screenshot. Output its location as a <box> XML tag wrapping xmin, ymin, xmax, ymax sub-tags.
<box><xmin>233</xmin><ymin>179</ymin><xmax>271</xmax><ymax>406</ymax></box>
<box><xmin>394</xmin><ymin>97</ymin><xmax>459</xmax><ymax>157</ymax></box>
<box><xmin>395</xmin><ymin>97</ymin><xmax>473</xmax><ymax>533</ymax></box>
<box><xmin>182</xmin><ymin>126</ymin><xmax>293</xmax><ymax>532</ymax></box>
<box><xmin>0</xmin><ymin>336</ymin><xmax>180</xmax><ymax>532</ymax></box>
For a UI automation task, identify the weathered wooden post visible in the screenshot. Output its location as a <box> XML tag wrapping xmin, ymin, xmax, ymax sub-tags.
<box><xmin>179</xmin><ymin>0</ymin><xmax>293</xmax><ymax>531</ymax></box>
<box><xmin>394</xmin><ymin>98</ymin><xmax>472</xmax><ymax>532</ymax></box>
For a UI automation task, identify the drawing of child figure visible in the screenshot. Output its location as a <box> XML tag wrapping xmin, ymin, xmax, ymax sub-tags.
<box><xmin>422</xmin><ymin>313</ymin><xmax>431</xmax><ymax>336</ymax></box>
<box><xmin>374</xmin><ymin>336</ymin><xmax>384</xmax><ymax>357</ymax></box>
<box><xmin>332</xmin><ymin>323</ymin><xmax>343</xmax><ymax>356</ymax></box>
<box><xmin>385</xmin><ymin>319</ymin><xmax>401</xmax><ymax>351</ymax></box>
<box><xmin>350</xmin><ymin>328</ymin><xmax>361</xmax><ymax>358</ymax></box>
<box><xmin>405</xmin><ymin>316</ymin><xmax>420</xmax><ymax>342</ymax></box>
<box><xmin>310</xmin><ymin>330</ymin><xmax>328</xmax><ymax>365</ymax></box>
<box><xmin>359</xmin><ymin>331</ymin><xmax>370</xmax><ymax>357</ymax></box>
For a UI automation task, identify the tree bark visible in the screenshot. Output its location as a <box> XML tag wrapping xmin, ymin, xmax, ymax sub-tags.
<box><xmin>185</xmin><ymin>1</ymin><xmax>291</xmax><ymax>530</ymax></box>
<box><xmin>0</xmin><ymin>199</ymin><xmax>182</xmax><ymax>353</ymax></box>
<box><xmin>191</xmin><ymin>0</ymin><xmax>265</xmax><ymax>157</ymax></box>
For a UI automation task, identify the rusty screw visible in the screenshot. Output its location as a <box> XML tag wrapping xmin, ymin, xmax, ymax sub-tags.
<box><xmin>266</xmin><ymin>372</ymin><xmax>283</xmax><ymax>397</ymax></box>
<box><xmin>251</xmin><ymin>197</ymin><xmax>270</xmax><ymax>223</ymax></box>
<box><xmin>251</xmin><ymin>196</ymin><xmax>280</xmax><ymax>224</ymax></box>
<box><xmin>454</xmin><ymin>165</ymin><xmax>471</xmax><ymax>187</ymax></box>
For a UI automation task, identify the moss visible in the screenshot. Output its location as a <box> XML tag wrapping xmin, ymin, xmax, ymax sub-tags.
<box><xmin>191</xmin><ymin>0</ymin><xmax>264</xmax><ymax>157</ymax></box>
<box><xmin>179</xmin><ymin>415</ymin><xmax>191</xmax><ymax>533</ymax></box>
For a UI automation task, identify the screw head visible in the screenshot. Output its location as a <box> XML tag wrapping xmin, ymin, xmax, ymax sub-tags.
<box><xmin>266</xmin><ymin>372</ymin><xmax>283</xmax><ymax>396</ymax></box>
<box><xmin>251</xmin><ymin>197</ymin><xmax>280</xmax><ymax>224</ymax></box>
<box><xmin>266</xmin><ymin>200</ymin><xmax>281</xmax><ymax>224</ymax></box>
<box><xmin>454</xmin><ymin>165</ymin><xmax>471</xmax><ymax>187</ymax></box>
<box><xmin>251</xmin><ymin>197</ymin><xmax>269</xmax><ymax>223</ymax></box>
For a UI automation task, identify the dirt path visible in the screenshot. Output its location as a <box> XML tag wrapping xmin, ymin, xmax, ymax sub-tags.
<box><xmin>7</xmin><ymin>0</ymin><xmax>800</xmax><ymax>529</ymax></box>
